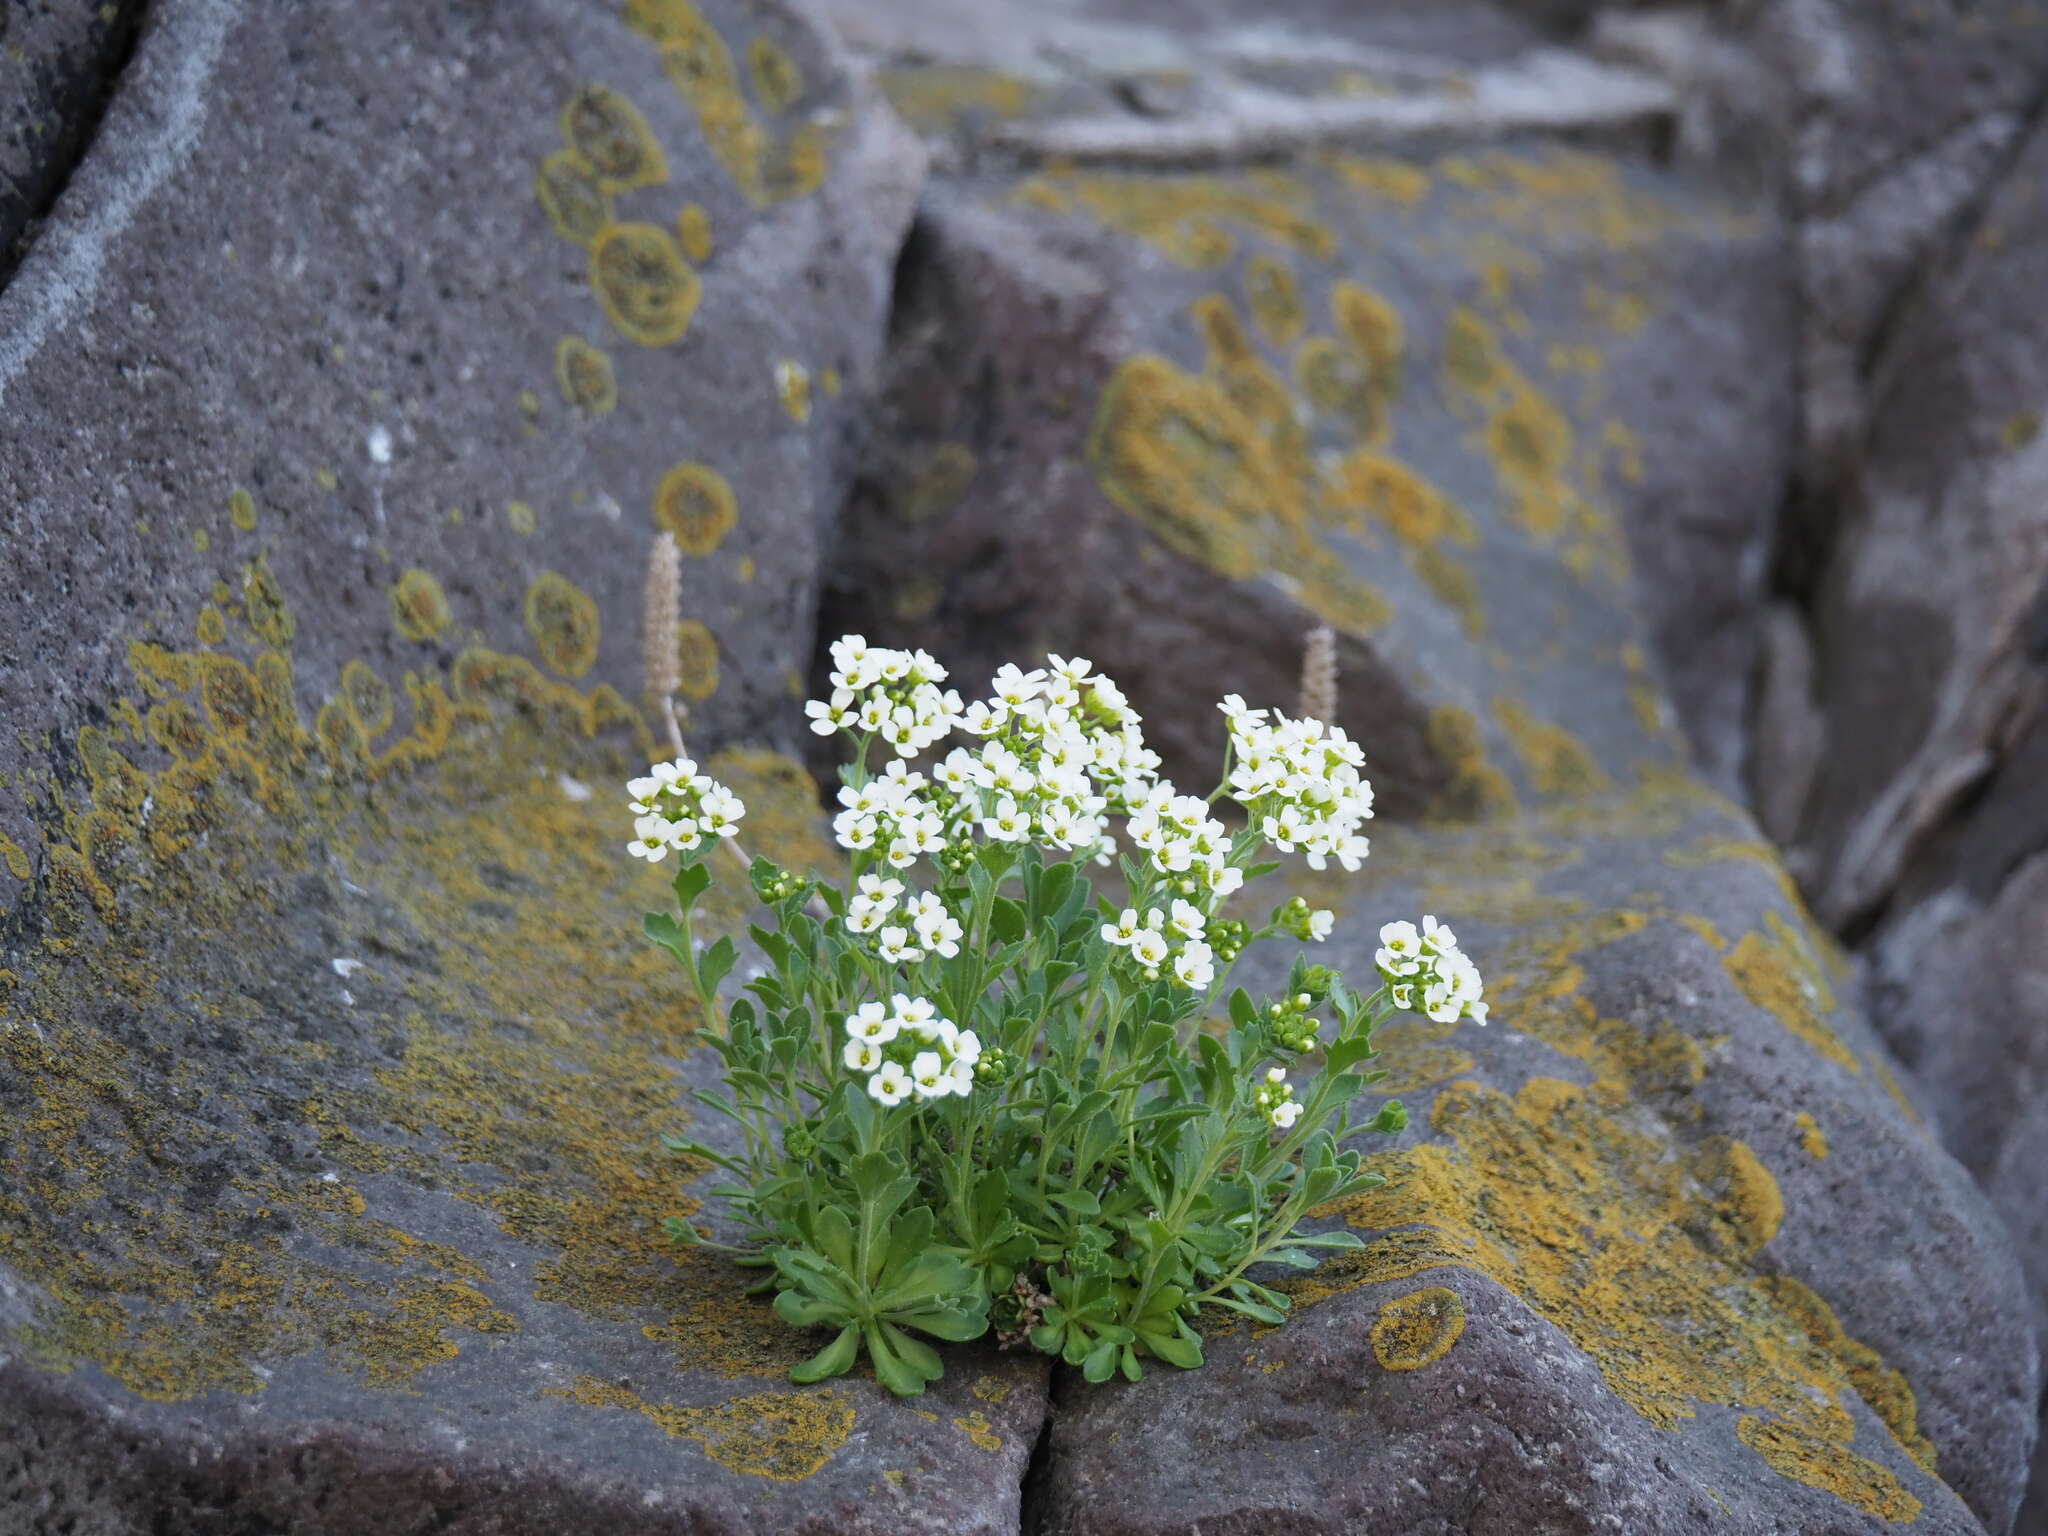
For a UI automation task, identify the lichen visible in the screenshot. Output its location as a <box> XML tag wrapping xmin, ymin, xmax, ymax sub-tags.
<box><xmin>675</xmin><ymin>618</ymin><xmax>719</xmax><ymax>701</ymax></box>
<box><xmin>554</xmin><ymin>336</ymin><xmax>617</xmax><ymax>415</ymax></box>
<box><xmin>746</xmin><ymin>38</ymin><xmax>803</xmax><ymax>114</ymax></box>
<box><xmin>1491</xmin><ymin>697</ymin><xmax>1609</xmax><ymax>800</ymax></box>
<box><xmin>548</xmin><ymin>1377</ymin><xmax>854</xmax><ymax>1479</ymax></box>
<box><xmin>676</xmin><ymin>203</ymin><xmax>713</xmax><ymax>264</ymax></box>
<box><xmin>951</xmin><ymin>1409</ymin><xmax>1001</xmax><ymax>1451</ymax></box>
<box><xmin>1243</xmin><ymin>255</ymin><xmax>1304</xmax><ymax>347</ymax></box>
<box><xmin>523</xmin><ymin>572</ymin><xmax>602</xmax><ymax>678</ymax></box>
<box><xmin>535</xmin><ymin>149</ymin><xmax>614</xmax><ymax>246</ymax></box>
<box><xmin>389</xmin><ymin>569</ymin><xmax>452</xmax><ymax>642</ymax></box>
<box><xmin>879</xmin><ymin>66</ymin><xmax>1038</xmax><ymax>132</ymax></box>
<box><xmin>775</xmin><ymin>360</ymin><xmax>812</xmax><ymax>424</ymax></box>
<box><xmin>1011</xmin><ymin>169</ymin><xmax>1335</xmax><ymax>270</ymax></box>
<box><xmin>590</xmin><ymin>222</ymin><xmax>702</xmax><ymax>348</ymax></box>
<box><xmin>229</xmin><ymin>488</ymin><xmax>257</xmax><ymax>532</ymax></box>
<box><xmin>560</xmin><ymin>84</ymin><xmax>668</xmax><ymax>191</ymax></box>
<box><xmin>652</xmin><ymin>462</ymin><xmax>737</xmax><ymax>555</ymax></box>
<box><xmin>1722</xmin><ymin>914</ymin><xmax>1856</xmax><ymax>1074</ymax></box>
<box><xmin>900</xmin><ymin>443</ymin><xmax>976</xmax><ymax>523</ymax></box>
<box><xmin>1795</xmin><ymin>1112</ymin><xmax>1829</xmax><ymax>1161</ymax></box>
<box><xmin>1369</xmin><ymin>1286</ymin><xmax>1464</xmax><ymax>1370</ymax></box>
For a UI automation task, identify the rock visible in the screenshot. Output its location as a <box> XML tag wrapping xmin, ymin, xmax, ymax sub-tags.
<box><xmin>1035</xmin><ymin>788</ymin><xmax>2039</xmax><ymax>1534</ymax></box>
<box><xmin>0</xmin><ymin>0</ymin><xmax>1064</xmax><ymax>1530</ymax></box>
<box><xmin>0</xmin><ymin>0</ymin><xmax>146</xmax><ymax>282</ymax></box>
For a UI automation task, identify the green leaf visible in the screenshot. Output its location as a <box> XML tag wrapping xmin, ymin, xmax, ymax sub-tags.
<box><xmin>1034</xmin><ymin>862</ymin><xmax>1076</xmax><ymax>924</ymax></box>
<box><xmin>990</xmin><ymin>896</ymin><xmax>1028</xmax><ymax>945</ymax></box>
<box><xmin>662</xmin><ymin>1216</ymin><xmax>702</xmax><ymax>1245</ymax></box>
<box><xmin>700</xmin><ymin>935</ymin><xmax>738</xmax><ymax>996</ymax></box>
<box><xmin>1081</xmin><ymin>1339</ymin><xmax>1119</xmax><ymax>1384</ymax></box>
<box><xmin>865</xmin><ymin>1325</ymin><xmax>929</xmax><ymax>1397</ymax></box>
<box><xmin>1228</xmin><ymin>988</ymin><xmax>1257</xmax><ymax>1031</ymax></box>
<box><xmin>673</xmin><ymin>860</ymin><xmax>712</xmax><ymax>909</ymax></box>
<box><xmin>788</xmin><ymin>1325</ymin><xmax>860</xmax><ymax>1384</ymax></box>
<box><xmin>643</xmin><ymin>911</ymin><xmax>691</xmax><ymax>966</ymax></box>
<box><xmin>1138</xmin><ymin>1329</ymin><xmax>1204</xmax><ymax>1370</ymax></box>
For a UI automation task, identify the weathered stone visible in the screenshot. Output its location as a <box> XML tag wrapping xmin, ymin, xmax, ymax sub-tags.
<box><xmin>0</xmin><ymin>0</ymin><xmax>145</xmax><ymax>282</ymax></box>
<box><xmin>1036</xmin><ymin>789</ymin><xmax>2039</xmax><ymax>1534</ymax></box>
<box><xmin>0</xmin><ymin>0</ymin><xmax>1066</xmax><ymax>1530</ymax></box>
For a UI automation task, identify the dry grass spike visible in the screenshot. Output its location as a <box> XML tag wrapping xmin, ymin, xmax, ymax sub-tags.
<box><xmin>1298</xmin><ymin>624</ymin><xmax>1338</xmax><ymax>724</ymax></box>
<box><xmin>642</xmin><ymin>530</ymin><xmax>686</xmax><ymax>755</ymax></box>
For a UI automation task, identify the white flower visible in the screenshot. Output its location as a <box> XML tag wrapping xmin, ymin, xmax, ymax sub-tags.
<box><xmin>909</xmin><ymin>1051</ymin><xmax>953</xmax><ymax>1100</ymax></box>
<box><xmin>1265</xmin><ymin>1066</ymin><xmax>1287</xmax><ymax>1085</ymax></box>
<box><xmin>1204</xmin><ymin>862</ymin><xmax>1245</xmax><ymax>899</ymax></box>
<box><xmin>1168</xmin><ymin>900</ymin><xmax>1206</xmax><ymax>940</ymax></box>
<box><xmin>1101</xmin><ymin>908</ymin><xmax>1142</xmax><ymax>947</ymax></box>
<box><xmin>805</xmin><ymin>689</ymin><xmax>855</xmax><ymax>736</ymax></box>
<box><xmin>843</xmin><ymin>1038</ymin><xmax>883</xmax><ymax>1072</ymax></box>
<box><xmin>869</xmin><ymin>1061</ymin><xmax>911</xmax><ymax>1106</ymax></box>
<box><xmin>943</xmin><ymin>1057</ymin><xmax>977</xmax><ymax>1095</ymax></box>
<box><xmin>1421</xmin><ymin>915</ymin><xmax>1457</xmax><ymax>954</ymax></box>
<box><xmin>1173</xmin><ymin>939</ymin><xmax>1215</xmax><ymax>991</ymax></box>
<box><xmin>875</xmin><ymin>927</ymin><xmax>924</xmax><ymax>964</ymax></box>
<box><xmin>981</xmin><ymin>796</ymin><xmax>1029</xmax><ymax>843</ymax></box>
<box><xmin>1306</xmin><ymin>908</ymin><xmax>1335</xmax><ymax>942</ymax></box>
<box><xmin>951</xmin><ymin>1029</ymin><xmax>982</xmax><ymax>1067</ymax></box>
<box><xmin>890</xmin><ymin>994</ymin><xmax>937</xmax><ymax>1031</ymax></box>
<box><xmin>846</xmin><ymin>1003</ymin><xmax>897</xmax><ymax>1045</ymax></box>
<box><xmin>1217</xmin><ymin>694</ymin><xmax>1264</xmax><ymax>729</ymax></box>
<box><xmin>1129</xmin><ymin>929</ymin><xmax>1169</xmax><ymax>970</ymax></box>
<box><xmin>1271</xmin><ymin>1100</ymin><xmax>1303</xmax><ymax>1130</ymax></box>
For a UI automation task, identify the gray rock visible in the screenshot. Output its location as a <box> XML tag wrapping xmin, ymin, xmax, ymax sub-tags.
<box><xmin>1035</xmin><ymin>789</ymin><xmax>2038</xmax><ymax>1534</ymax></box>
<box><xmin>0</xmin><ymin>0</ymin><xmax>1059</xmax><ymax>1530</ymax></box>
<box><xmin>0</xmin><ymin>0</ymin><xmax>146</xmax><ymax>283</ymax></box>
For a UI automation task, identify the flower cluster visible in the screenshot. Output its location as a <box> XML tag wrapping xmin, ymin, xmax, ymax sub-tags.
<box><xmin>1375</xmin><ymin>916</ymin><xmax>1488</xmax><ymax>1025</ymax></box>
<box><xmin>843</xmin><ymin>992</ymin><xmax>981</xmax><ymax>1105</ymax></box>
<box><xmin>834</xmin><ymin>764</ymin><xmax>949</xmax><ymax>871</ymax></box>
<box><xmin>844</xmin><ymin>873</ymin><xmax>964</xmax><ymax>964</ymax></box>
<box><xmin>807</xmin><ymin>636</ymin><xmax>964</xmax><ymax>758</ymax></box>
<box><xmin>1127</xmin><ymin>787</ymin><xmax>1245</xmax><ymax>905</ymax></box>
<box><xmin>1220</xmin><ymin>696</ymin><xmax>1373</xmax><ymax>872</ymax></box>
<box><xmin>625</xmin><ymin>757</ymin><xmax>746</xmax><ymax>862</ymax></box>
<box><xmin>1251</xmin><ymin>1067</ymin><xmax>1303</xmax><ymax>1130</ymax></box>
<box><xmin>1100</xmin><ymin>899</ymin><xmax>1216</xmax><ymax>990</ymax></box>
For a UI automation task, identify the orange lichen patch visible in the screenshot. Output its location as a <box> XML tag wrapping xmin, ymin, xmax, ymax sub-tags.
<box><xmin>1085</xmin><ymin>297</ymin><xmax>1390</xmax><ymax>636</ymax></box>
<box><xmin>523</xmin><ymin>573</ymin><xmax>601</xmax><ymax>678</ymax></box>
<box><xmin>535</xmin><ymin>148</ymin><xmax>614</xmax><ymax>246</ymax></box>
<box><xmin>900</xmin><ymin>442</ymin><xmax>976</xmax><ymax>522</ymax></box>
<box><xmin>550</xmin><ymin>1378</ymin><xmax>853</xmax><ymax>1479</ymax></box>
<box><xmin>1015</xmin><ymin>168</ymin><xmax>1335</xmax><ymax>269</ymax></box>
<box><xmin>676</xmin><ymin>202</ymin><xmax>713</xmax><ymax>264</ymax></box>
<box><xmin>952</xmin><ymin>1410</ymin><xmax>1002</xmax><ymax>1451</ymax></box>
<box><xmin>1370</xmin><ymin>1286</ymin><xmax>1465</xmax><ymax>1370</ymax></box>
<box><xmin>652</xmin><ymin>462</ymin><xmax>738</xmax><ymax>555</ymax></box>
<box><xmin>228</xmin><ymin>488</ymin><xmax>257</xmax><ymax>531</ymax></box>
<box><xmin>1326</xmin><ymin>154</ymin><xmax>1430</xmax><ymax>206</ymax></box>
<box><xmin>747</xmin><ymin>37</ymin><xmax>803</xmax><ymax>113</ymax></box>
<box><xmin>1243</xmin><ymin>255</ymin><xmax>1304</xmax><ymax>347</ymax></box>
<box><xmin>561</xmin><ymin>84</ymin><xmax>668</xmax><ymax>190</ymax></box>
<box><xmin>623</xmin><ymin>0</ymin><xmax>831</xmax><ymax>208</ymax></box>
<box><xmin>1491</xmin><ymin>697</ymin><xmax>1609</xmax><ymax>800</ymax></box>
<box><xmin>590</xmin><ymin>222</ymin><xmax>702</xmax><ymax>348</ymax></box>
<box><xmin>1440</xmin><ymin>306</ymin><xmax>1627</xmax><ymax>584</ymax></box>
<box><xmin>1737</xmin><ymin>1416</ymin><xmax>1920</xmax><ymax>1525</ymax></box>
<box><xmin>775</xmin><ymin>360</ymin><xmax>812</xmax><ymax>424</ymax></box>
<box><xmin>1795</xmin><ymin>1112</ymin><xmax>1829</xmax><ymax>1160</ymax></box>
<box><xmin>675</xmin><ymin>619</ymin><xmax>720</xmax><ymax>701</ymax></box>
<box><xmin>1423</xmin><ymin>706</ymin><xmax>1519</xmax><ymax>823</ymax></box>
<box><xmin>1760</xmin><ymin>1274</ymin><xmax>1937</xmax><ymax>1477</ymax></box>
<box><xmin>389</xmin><ymin>569</ymin><xmax>452</xmax><ymax>642</ymax></box>
<box><xmin>878</xmin><ymin>66</ymin><xmax>1038</xmax><ymax>132</ymax></box>
<box><xmin>554</xmin><ymin>336</ymin><xmax>617</xmax><ymax>415</ymax></box>
<box><xmin>1722</xmin><ymin>914</ymin><xmax>1856</xmax><ymax>1074</ymax></box>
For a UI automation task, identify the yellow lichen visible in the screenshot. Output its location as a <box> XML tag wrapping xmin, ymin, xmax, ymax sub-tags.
<box><xmin>229</xmin><ymin>488</ymin><xmax>257</xmax><ymax>531</ymax></box>
<box><xmin>590</xmin><ymin>222</ymin><xmax>701</xmax><ymax>348</ymax></box>
<box><xmin>1795</xmin><ymin>1112</ymin><xmax>1830</xmax><ymax>1160</ymax></box>
<box><xmin>1327</xmin><ymin>154</ymin><xmax>1430</xmax><ymax>205</ymax></box>
<box><xmin>561</xmin><ymin>85</ymin><xmax>667</xmax><ymax>190</ymax></box>
<box><xmin>535</xmin><ymin>149</ymin><xmax>614</xmax><ymax>246</ymax></box>
<box><xmin>1370</xmin><ymin>1286</ymin><xmax>1465</xmax><ymax>1370</ymax></box>
<box><xmin>522</xmin><ymin>572</ymin><xmax>601</xmax><ymax>679</ymax></box>
<box><xmin>389</xmin><ymin>569</ymin><xmax>452</xmax><ymax>643</ymax></box>
<box><xmin>652</xmin><ymin>462</ymin><xmax>738</xmax><ymax>555</ymax></box>
<box><xmin>1018</xmin><ymin>168</ymin><xmax>1335</xmax><ymax>270</ymax></box>
<box><xmin>1243</xmin><ymin>255</ymin><xmax>1305</xmax><ymax>347</ymax></box>
<box><xmin>1491</xmin><ymin>697</ymin><xmax>1609</xmax><ymax>800</ymax></box>
<box><xmin>554</xmin><ymin>336</ymin><xmax>617</xmax><ymax>415</ymax></box>
<box><xmin>624</xmin><ymin>0</ymin><xmax>831</xmax><ymax>208</ymax></box>
<box><xmin>775</xmin><ymin>360</ymin><xmax>812</xmax><ymax>424</ymax></box>
<box><xmin>675</xmin><ymin>619</ymin><xmax>719</xmax><ymax>701</ymax></box>
<box><xmin>195</xmin><ymin>606</ymin><xmax>228</xmax><ymax>646</ymax></box>
<box><xmin>1424</xmin><ymin>706</ymin><xmax>1519</xmax><ymax>823</ymax></box>
<box><xmin>506</xmin><ymin>501</ymin><xmax>537</xmax><ymax>536</ymax></box>
<box><xmin>549</xmin><ymin>1377</ymin><xmax>854</xmax><ymax>1479</ymax></box>
<box><xmin>676</xmin><ymin>202</ymin><xmax>713</xmax><ymax>264</ymax></box>
<box><xmin>1722</xmin><ymin>916</ymin><xmax>1856</xmax><ymax>1073</ymax></box>
<box><xmin>951</xmin><ymin>1409</ymin><xmax>1001</xmax><ymax>1451</ymax></box>
<box><xmin>879</xmin><ymin>66</ymin><xmax>1038</xmax><ymax>131</ymax></box>
<box><xmin>0</xmin><ymin>834</ymin><xmax>30</xmax><ymax>881</ymax></box>
<box><xmin>746</xmin><ymin>37</ymin><xmax>802</xmax><ymax>113</ymax></box>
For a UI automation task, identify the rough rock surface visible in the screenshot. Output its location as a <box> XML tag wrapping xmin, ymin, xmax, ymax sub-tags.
<box><xmin>818</xmin><ymin>15</ymin><xmax>2037</xmax><ymax>1532</ymax></box>
<box><xmin>0</xmin><ymin>0</ymin><xmax>1055</xmax><ymax>1531</ymax></box>
<box><xmin>1780</xmin><ymin>104</ymin><xmax>2048</xmax><ymax>1536</ymax></box>
<box><xmin>0</xmin><ymin>0</ymin><xmax>146</xmax><ymax>281</ymax></box>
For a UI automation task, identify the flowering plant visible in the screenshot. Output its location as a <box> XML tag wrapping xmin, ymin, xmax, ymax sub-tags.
<box><xmin>638</xmin><ymin>637</ymin><xmax>1484</xmax><ymax>1395</ymax></box>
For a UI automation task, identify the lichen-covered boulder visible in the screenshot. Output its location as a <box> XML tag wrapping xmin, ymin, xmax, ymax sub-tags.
<box><xmin>827</xmin><ymin>23</ymin><xmax>1790</xmax><ymax>802</ymax></box>
<box><xmin>0</xmin><ymin>0</ymin><xmax>1058</xmax><ymax>1530</ymax></box>
<box><xmin>0</xmin><ymin>0</ymin><xmax>146</xmax><ymax>280</ymax></box>
<box><xmin>1036</xmin><ymin>791</ymin><xmax>2038</xmax><ymax>1534</ymax></box>
<box><xmin>816</xmin><ymin>19</ymin><xmax>2037</xmax><ymax>1530</ymax></box>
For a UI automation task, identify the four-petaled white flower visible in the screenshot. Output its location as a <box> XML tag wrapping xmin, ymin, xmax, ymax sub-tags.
<box><xmin>868</xmin><ymin>1061</ymin><xmax>911</xmax><ymax>1106</ymax></box>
